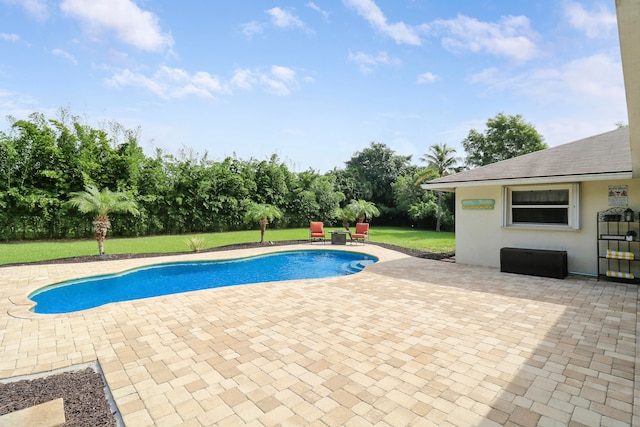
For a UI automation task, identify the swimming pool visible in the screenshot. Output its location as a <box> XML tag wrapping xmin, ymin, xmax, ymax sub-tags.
<box><xmin>29</xmin><ymin>250</ymin><xmax>378</xmax><ymax>314</ymax></box>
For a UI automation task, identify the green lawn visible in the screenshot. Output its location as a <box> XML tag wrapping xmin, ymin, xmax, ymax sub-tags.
<box><xmin>0</xmin><ymin>226</ymin><xmax>455</xmax><ymax>266</ymax></box>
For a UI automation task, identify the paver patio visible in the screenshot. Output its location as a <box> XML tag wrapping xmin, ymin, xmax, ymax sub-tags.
<box><xmin>1</xmin><ymin>244</ymin><xmax>638</xmax><ymax>426</ymax></box>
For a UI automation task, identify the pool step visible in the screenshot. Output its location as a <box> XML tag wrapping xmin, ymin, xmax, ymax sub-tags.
<box><xmin>345</xmin><ymin>259</ymin><xmax>375</xmax><ymax>273</ymax></box>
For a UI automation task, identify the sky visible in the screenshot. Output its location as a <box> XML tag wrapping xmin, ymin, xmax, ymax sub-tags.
<box><xmin>0</xmin><ymin>0</ymin><xmax>626</xmax><ymax>173</ymax></box>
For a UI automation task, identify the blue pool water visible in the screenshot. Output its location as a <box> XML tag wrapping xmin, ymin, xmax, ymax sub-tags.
<box><xmin>29</xmin><ymin>250</ymin><xmax>377</xmax><ymax>314</ymax></box>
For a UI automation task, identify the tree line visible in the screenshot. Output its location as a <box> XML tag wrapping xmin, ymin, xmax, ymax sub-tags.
<box><xmin>0</xmin><ymin>109</ymin><xmax>545</xmax><ymax>241</ymax></box>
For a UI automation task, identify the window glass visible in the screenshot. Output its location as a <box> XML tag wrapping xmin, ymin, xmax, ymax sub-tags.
<box><xmin>512</xmin><ymin>190</ymin><xmax>569</xmax><ymax>206</ymax></box>
<box><xmin>505</xmin><ymin>184</ymin><xmax>578</xmax><ymax>229</ymax></box>
<box><xmin>512</xmin><ymin>207</ymin><xmax>568</xmax><ymax>224</ymax></box>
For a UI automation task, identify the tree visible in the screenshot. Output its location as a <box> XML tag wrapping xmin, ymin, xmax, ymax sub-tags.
<box><xmin>391</xmin><ymin>173</ymin><xmax>426</xmax><ymax>216</ymax></box>
<box><xmin>462</xmin><ymin>113</ymin><xmax>546</xmax><ymax>167</ymax></box>
<box><xmin>251</xmin><ymin>154</ymin><xmax>292</xmax><ymax>206</ymax></box>
<box><xmin>284</xmin><ymin>171</ymin><xmax>344</xmax><ymax>227</ymax></box>
<box><xmin>348</xmin><ymin>199</ymin><xmax>380</xmax><ymax>223</ymax></box>
<box><xmin>307</xmin><ymin>174</ymin><xmax>345</xmax><ymax>224</ymax></box>
<box><xmin>420</xmin><ymin>143</ymin><xmax>459</xmax><ymax>178</ymax></box>
<box><xmin>419</xmin><ymin>143</ymin><xmax>460</xmax><ymax>231</ymax></box>
<box><xmin>341</xmin><ymin>142</ymin><xmax>413</xmax><ymax>208</ymax></box>
<box><xmin>332</xmin><ymin>206</ymin><xmax>356</xmax><ymax>230</ymax></box>
<box><xmin>67</xmin><ymin>185</ymin><xmax>139</xmax><ymax>255</ymax></box>
<box><xmin>244</xmin><ymin>203</ymin><xmax>283</xmax><ymax>243</ymax></box>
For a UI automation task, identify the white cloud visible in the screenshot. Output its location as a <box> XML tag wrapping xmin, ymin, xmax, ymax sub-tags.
<box><xmin>260</xmin><ymin>77</ymin><xmax>291</xmax><ymax>96</ymax></box>
<box><xmin>0</xmin><ymin>33</ymin><xmax>20</xmax><ymax>42</ymax></box>
<box><xmin>0</xmin><ymin>89</ymin><xmax>42</xmax><ymax>120</ymax></box>
<box><xmin>417</xmin><ymin>72</ymin><xmax>439</xmax><ymax>84</ymax></box>
<box><xmin>52</xmin><ymin>48</ymin><xmax>78</xmax><ymax>64</ymax></box>
<box><xmin>230</xmin><ymin>69</ymin><xmax>256</xmax><ymax>90</ymax></box>
<box><xmin>564</xmin><ymin>0</ymin><xmax>617</xmax><ymax>38</ymax></box>
<box><xmin>348</xmin><ymin>50</ymin><xmax>400</xmax><ymax>74</ymax></box>
<box><xmin>563</xmin><ymin>54</ymin><xmax>618</xmax><ymax>98</ymax></box>
<box><xmin>538</xmin><ymin>117</ymin><xmax>619</xmax><ymax>147</ymax></box>
<box><xmin>242</xmin><ymin>7</ymin><xmax>310</xmax><ymax>38</ymax></box>
<box><xmin>1</xmin><ymin>0</ymin><xmax>48</xmax><ymax>20</ymax></box>
<box><xmin>343</xmin><ymin>0</ymin><xmax>421</xmax><ymax>45</ymax></box>
<box><xmin>60</xmin><ymin>0</ymin><xmax>173</xmax><ymax>52</ymax></box>
<box><xmin>106</xmin><ymin>69</ymin><xmax>166</xmax><ymax>97</ymax></box>
<box><xmin>434</xmin><ymin>14</ymin><xmax>538</xmax><ymax>62</ymax></box>
<box><xmin>343</xmin><ymin>0</ymin><xmax>538</xmax><ymax>61</ymax></box>
<box><xmin>271</xmin><ymin>65</ymin><xmax>296</xmax><ymax>83</ymax></box>
<box><xmin>241</xmin><ymin>21</ymin><xmax>264</xmax><ymax>37</ymax></box>
<box><xmin>266</xmin><ymin>7</ymin><xmax>304</xmax><ymax>29</ymax></box>
<box><xmin>260</xmin><ymin>66</ymin><xmax>299</xmax><ymax>96</ymax></box>
<box><xmin>471</xmin><ymin>53</ymin><xmax>624</xmax><ymax>110</ymax></box>
<box><xmin>307</xmin><ymin>2</ymin><xmax>329</xmax><ymax>20</ymax></box>
<box><xmin>231</xmin><ymin>66</ymin><xmax>300</xmax><ymax>96</ymax></box>
<box><xmin>106</xmin><ymin>49</ymin><xmax>130</xmax><ymax>66</ymax></box>
<box><xmin>106</xmin><ymin>67</ymin><xmax>225</xmax><ymax>99</ymax></box>
<box><xmin>467</xmin><ymin>54</ymin><xmax>627</xmax><ymax>148</ymax></box>
<box><xmin>107</xmin><ymin>65</ymin><xmax>300</xmax><ymax>98</ymax></box>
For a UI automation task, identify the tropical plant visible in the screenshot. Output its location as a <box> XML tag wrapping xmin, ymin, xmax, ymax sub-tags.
<box><xmin>348</xmin><ymin>199</ymin><xmax>380</xmax><ymax>223</ymax></box>
<box><xmin>243</xmin><ymin>202</ymin><xmax>283</xmax><ymax>243</ymax></box>
<box><xmin>67</xmin><ymin>185</ymin><xmax>139</xmax><ymax>255</ymax></box>
<box><xmin>332</xmin><ymin>206</ymin><xmax>357</xmax><ymax>231</ymax></box>
<box><xmin>184</xmin><ymin>236</ymin><xmax>206</xmax><ymax>252</ymax></box>
<box><xmin>419</xmin><ymin>143</ymin><xmax>460</xmax><ymax>232</ymax></box>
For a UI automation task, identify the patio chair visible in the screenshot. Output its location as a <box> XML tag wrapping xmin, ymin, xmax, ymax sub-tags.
<box><xmin>309</xmin><ymin>221</ymin><xmax>326</xmax><ymax>243</ymax></box>
<box><xmin>350</xmin><ymin>222</ymin><xmax>369</xmax><ymax>245</ymax></box>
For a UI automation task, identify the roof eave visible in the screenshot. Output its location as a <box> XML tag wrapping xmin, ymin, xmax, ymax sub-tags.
<box><xmin>617</xmin><ymin>0</ymin><xmax>640</xmax><ymax>177</ymax></box>
<box><xmin>421</xmin><ymin>171</ymin><xmax>633</xmax><ymax>191</ymax></box>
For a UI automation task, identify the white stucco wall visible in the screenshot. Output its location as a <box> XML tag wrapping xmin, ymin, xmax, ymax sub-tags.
<box><xmin>454</xmin><ymin>178</ymin><xmax>640</xmax><ymax>276</ymax></box>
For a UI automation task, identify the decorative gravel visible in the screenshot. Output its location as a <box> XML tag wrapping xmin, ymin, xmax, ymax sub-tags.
<box><xmin>0</xmin><ymin>367</ymin><xmax>118</xmax><ymax>426</ymax></box>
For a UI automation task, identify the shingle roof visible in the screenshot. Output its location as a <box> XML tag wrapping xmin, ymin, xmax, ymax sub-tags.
<box><xmin>423</xmin><ymin>127</ymin><xmax>632</xmax><ymax>189</ymax></box>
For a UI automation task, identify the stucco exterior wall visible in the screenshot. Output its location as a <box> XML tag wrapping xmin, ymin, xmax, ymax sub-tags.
<box><xmin>454</xmin><ymin>178</ymin><xmax>640</xmax><ymax>276</ymax></box>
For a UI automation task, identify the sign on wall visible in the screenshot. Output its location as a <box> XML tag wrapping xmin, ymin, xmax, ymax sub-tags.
<box><xmin>461</xmin><ymin>199</ymin><xmax>495</xmax><ymax>210</ymax></box>
<box><xmin>608</xmin><ymin>185</ymin><xmax>628</xmax><ymax>206</ymax></box>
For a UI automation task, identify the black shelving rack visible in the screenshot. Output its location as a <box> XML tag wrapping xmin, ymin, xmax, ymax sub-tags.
<box><xmin>597</xmin><ymin>208</ymin><xmax>640</xmax><ymax>284</ymax></box>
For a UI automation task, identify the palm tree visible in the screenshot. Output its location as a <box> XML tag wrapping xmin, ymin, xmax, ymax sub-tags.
<box><xmin>332</xmin><ymin>206</ymin><xmax>357</xmax><ymax>231</ymax></box>
<box><xmin>67</xmin><ymin>185</ymin><xmax>139</xmax><ymax>255</ymax></box>
<box><xmin>244</xmin><ymin>203</ymin><xmax>283</xmax><ymax>243</ymax></box>
<box><xmin>348</xmin><ymin>199</ymin><xmax>380</xmax><ymax>223</ymax></box>
<box><xmin>419</xmin><ymin>143</ymin><xmax>460</xmax><ymax>231</ymax></box>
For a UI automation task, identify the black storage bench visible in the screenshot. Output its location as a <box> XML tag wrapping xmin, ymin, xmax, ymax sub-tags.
<box><xmin>500</xmin><ymin>247</ymin><xmax>568</xmax><ymax>279</ymax></box>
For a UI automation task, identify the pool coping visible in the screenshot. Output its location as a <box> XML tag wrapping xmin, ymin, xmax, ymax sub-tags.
<box><xmin>6</xmin><ymin>245</ymin><xmax>385</xmax><ymax>319</ymax></box>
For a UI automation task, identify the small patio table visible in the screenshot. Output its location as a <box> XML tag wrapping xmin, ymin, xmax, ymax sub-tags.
<box><xmin>329</xmin><ymin>230</ymin><xmax>349</xmax><ymax>245</ymax></box>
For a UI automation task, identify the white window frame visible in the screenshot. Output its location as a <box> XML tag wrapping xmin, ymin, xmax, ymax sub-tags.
<box><xmin>502</xmin><ymin>183</ymin><xmax>580</xmax><ymax>230</ymax></box>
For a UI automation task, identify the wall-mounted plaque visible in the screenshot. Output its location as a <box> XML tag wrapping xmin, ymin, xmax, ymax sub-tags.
<box><xmin>461</xmin><ymin>199</ymin><xmax>495</xmax><ymax>210</ymax></box>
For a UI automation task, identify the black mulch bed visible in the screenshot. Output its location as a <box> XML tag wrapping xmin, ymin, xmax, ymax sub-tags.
<box><xmin>1</xmin><ymin>241</ymin><xmax>453</xmax><ymax>425</ymax></box>
<box><xmin>0</xmin><ymin>367</ymin><xmax>118</xmax><ymax>426</ymax></box>
<box><xmin>4</xmin><ymin>240</ymin><xmax>454</xmax><ymax>267</ymax></box>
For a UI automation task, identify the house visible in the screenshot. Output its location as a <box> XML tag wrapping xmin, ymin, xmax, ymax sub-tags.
<box><xmin>422</xmin><ymin>127</ymin><xmax>638</xmax><ymax>277</ymax></box>
<box><xmin>421</xmin><ymin>0</ymin><xmax>640</xmax><ymax>278</ymax></box>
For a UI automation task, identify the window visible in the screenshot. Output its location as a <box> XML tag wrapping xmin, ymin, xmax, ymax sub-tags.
<box><xmin>503</xmin><ymin>184</ymin><xmax>579</xmax><ymax>230</ymax></box>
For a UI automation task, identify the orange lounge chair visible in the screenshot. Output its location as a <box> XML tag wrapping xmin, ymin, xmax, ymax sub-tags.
<box><xmin>351</xmin><ymin>223</ymin><xmax>369</xmax><ymax>245</ymax></box>
<box><xmin>309</xmin><ymin>222</ymin><xmax>326</xmax><ymax>243</ymax></box>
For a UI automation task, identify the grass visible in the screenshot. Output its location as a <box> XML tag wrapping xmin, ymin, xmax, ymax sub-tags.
<box><xmin>0</xmin><ymin>226</ymin><xmax>455</xmax><ymax>266</ymax></box>
<box><xmin>371</xmin><ymin>227</ymin><xmax>455</xmax><ymax>253</ymax></box>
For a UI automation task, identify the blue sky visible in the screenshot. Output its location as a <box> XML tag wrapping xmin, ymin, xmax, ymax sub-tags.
<box><xmin>0</xmin><ymin>0</ymin><xmax>625</xmax><ymax>173</ymax></box>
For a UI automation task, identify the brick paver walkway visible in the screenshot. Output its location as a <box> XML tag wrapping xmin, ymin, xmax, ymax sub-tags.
<box><xmin>1</xmin><ymin>244</ymin><xmax>638</xmax><ymax>426</ymax></box>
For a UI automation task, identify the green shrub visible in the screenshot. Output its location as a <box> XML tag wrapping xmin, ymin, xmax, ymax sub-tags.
<box><xmin>184</xmin><ymin>236</ymin><xmax>206</xmax><ymax>252</ymax></box>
